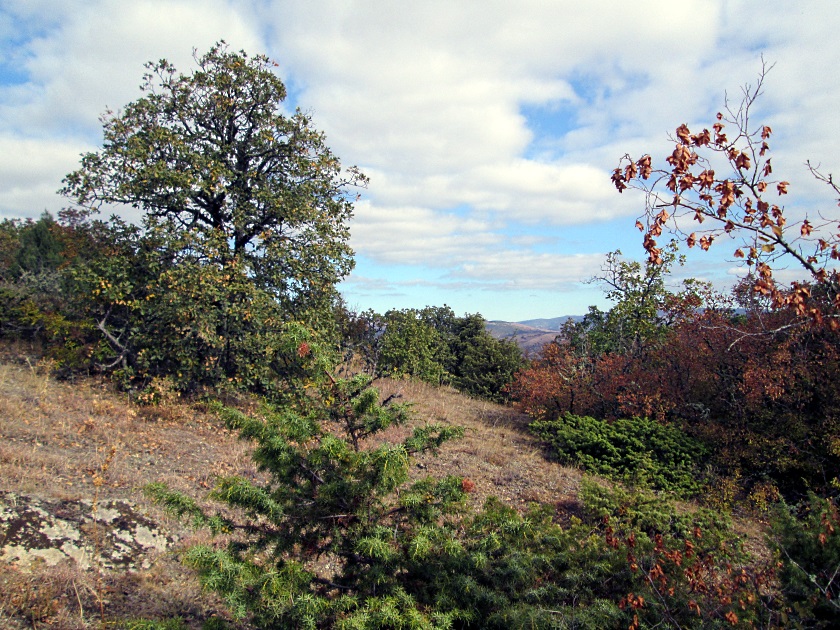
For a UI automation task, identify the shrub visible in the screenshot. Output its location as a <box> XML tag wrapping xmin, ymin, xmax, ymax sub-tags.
<box><xmin>530</xmin><ymin>413</ymin><xmax>708</xmax><ymax>496</ymax></box>
<box><xmin>148</xmin><ymin>343</ymin><xmax>780</xmax><ymax>628</ymax></box>
<box><xmin>377</xmin><ymin>309</ymin><xmax>447</xmax><ymax>385</ymax></box>
<box><xmin>343</xmin><ymin>305</ymin><xmax>525</xmax><ymax>401</ymax></box>
<box><xmin>771</xmin><ymin>494</ymin><xmax>840</xmax><ymax>627</ymax></box>
<box><xmin>147</xmin><ymin>356</ymin><xmax>471</xmax><ymax>627</ymax></box>
<box><xmin>448</xmin><ymin>314</ymin><xmax>524</xmax><ymax>403</ymax></box>
<box><xmin>578</xmin><ymin>478</ymin><xmax>779</xmax><ymax>629</ymax></box>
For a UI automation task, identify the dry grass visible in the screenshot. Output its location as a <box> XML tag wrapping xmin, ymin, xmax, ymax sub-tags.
<box><xmin>0</xmin><ymin>359</ymin><xmax>258</xmax><ymax>503</ymax></box>
<box><xmin>0</xmin><ymin>357</ymin><xmax>255</xmax><ymax>628</ymax></box>
<box><xmin>0</xmin><ymin>355</ymin><xmax>583</xmax><ymax>627</ymax></box>
<box><xmin>372</xmin><ymin>378</ymin><xmax>582</xmax><ymax>510</ymax></box>
<box><xmin>0</xmin><ymin>550</ymin><xmax>235</xmax><ymax>630</ymax></box>
<box><xmin>0</xmin><ymin>354</ymin><xmax>586</xmax><ymax>627</ymax></box>
<box><xmin>1</xmin><ymin>353</ymin><xmax>769</xmax><ymax>627</ymax></box>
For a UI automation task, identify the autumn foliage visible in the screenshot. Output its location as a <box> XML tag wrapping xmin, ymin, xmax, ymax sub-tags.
<box><xmin>512</xmin><ymin>274</ymin><xmax>840</xmax><ymax>502</ymax></box>
<box><xmin>514</xmin><ymin>66</ymin><xmax>840</xmax><ymax>503</ymax></box>
<box><xmin>611</xmin><ymin>63</ymin><xmax>840</xmax><ymax>324</ymax></box>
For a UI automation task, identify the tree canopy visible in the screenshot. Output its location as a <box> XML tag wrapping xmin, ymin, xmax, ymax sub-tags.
<box><xmin>62</xmin><ymin>42</ymin><xmax>366</xmax><ymax>309</ymax></box>
<box><xmin>40</xmin><ymin>43</ymin><xmax>368</xmax><ymax>392</ymax></box>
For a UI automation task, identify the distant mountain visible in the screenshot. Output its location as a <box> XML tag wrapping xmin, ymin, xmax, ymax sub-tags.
<box><xmin>516</xmin><ymin>316</ymin><xmax>584</xmax><ymax>331</ymax></box>
<box><xmin>485</xmin><ymin>315</ymin><xmax>582</xmax><ymax>355</ymax></box>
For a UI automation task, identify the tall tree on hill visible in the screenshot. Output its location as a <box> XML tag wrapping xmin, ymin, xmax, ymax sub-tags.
<box><xmin>62</xmin><ymin>41</ymin><xmax>365</xmax><ymax>314</ymax></box>
<box><xmin>59</xmin><ymin>43</ymin><xmax>366</xmax><ymax>392</ymax></box>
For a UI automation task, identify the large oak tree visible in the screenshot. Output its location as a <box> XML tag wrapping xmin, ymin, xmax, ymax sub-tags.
<box><xmin>59</xmin><ymin>43</ymin><xmax>366</xmax><ymax>391</ymax></box>
<box><xmin>62</xmin><ymin>42</ymin><xmax>366</xmax><ymax>308</ymax></box>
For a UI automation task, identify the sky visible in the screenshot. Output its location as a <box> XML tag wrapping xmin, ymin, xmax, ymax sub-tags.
<box><xmin>1</xmin><ymin>1</ymin><xmax>839</xmax><ymax>321</ymax></box>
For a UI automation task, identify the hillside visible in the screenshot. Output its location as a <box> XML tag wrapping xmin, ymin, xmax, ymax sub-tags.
<box><xmin>485</xmin><ymin>317</ymin><xmax>580</xmax><ymax>355</ymax></box>
<box><xmin>0</xmin><ymin>352</ymin><xmax>581</xmax><ymax>628</ymax></box>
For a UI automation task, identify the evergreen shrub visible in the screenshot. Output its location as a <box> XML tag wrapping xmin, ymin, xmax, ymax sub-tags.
<box><xmin>530</xmin><ymin>413</ymin><xmax>707</xmax><ymax>496</ymax></box>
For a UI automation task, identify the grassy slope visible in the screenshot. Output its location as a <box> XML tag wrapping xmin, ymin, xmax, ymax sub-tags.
<box><xmin>0</xmin><ymin>352</ymin><xmax>582</xmax><ymax>628</ymax></box>
<box><xmin>0</xmin><ymin>349</ymin><xmax>773</xmax><ymax>628</ymax></box>
<box><xmin>0</xmin><ymin>354</ymin><xmax>254</xmax><ymax>629</ymax></box>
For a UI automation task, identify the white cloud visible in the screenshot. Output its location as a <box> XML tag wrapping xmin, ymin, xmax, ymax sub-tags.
<box><xmin>0</xmin><ymin>0</ymin><xmax>262</xmax><ymax>138</ymax></box>
<box><xmin>253</xmin><ymin>0</ymin><xmax>734</xmax><ymax>233</ymax></box>
<box><xmin>0</xmin><ymin>135</ymin><xmax>90</xmax><ymax>218</ymax></box>
<box><xmin>348</xmin><ymin>199</ymin><xmax>608</xmax><ymax>291</ymax></box>
<box><xmin>454</xmin><ymin>251</ymin><xmax>607</xmax><ymax>291</ymax></box>
<box><xmin>362</xmin><ymin>159</ymin><xmax>635</xmax><ymax>225</ymax></box>
<box><xmin>0</xmin><ymin>0</ymin><xmax>265</xmax><ymax>216</ymax></box>
<box><xmin>349</xmin><ymin>201</ymin><xmax>503</xmax><ymax>266</ymax></box>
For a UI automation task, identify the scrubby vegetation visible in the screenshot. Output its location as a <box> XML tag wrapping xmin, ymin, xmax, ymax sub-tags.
<box><xmin>2</xmin><ymin>45</ymin><xmax>840</xmax><ymax>628</ymax></box>
<box><xmin>337</xmin><ymin>305</ymin><xmax>524</xmax><ymax>402</ymax></box>
<box><xmin>530</xmin><ymin>413</ymin><xmax>707</xmax><ymax>497</ymax></box>
<box><xmin>511</xmin><ymin>250</ymin><xmax>840</xmax><ymax>504</ymax></box>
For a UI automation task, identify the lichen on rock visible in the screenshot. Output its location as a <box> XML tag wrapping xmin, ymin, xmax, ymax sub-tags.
<box><xmin>0</xmin><ymin>491</ymin><xmax>173</xmax><ymax>570</ymax></box>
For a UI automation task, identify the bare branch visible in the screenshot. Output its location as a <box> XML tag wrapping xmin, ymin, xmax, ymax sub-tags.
<box><xmin>613</xmin><ymin>62</ymin><xmax>840</xmax><ymax>321</ymax></box>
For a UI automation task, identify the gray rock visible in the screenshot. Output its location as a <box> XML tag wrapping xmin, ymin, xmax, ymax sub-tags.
<box><xmin>0</xmin><ymin>491</ymin><xmax>174</xmax><ymax>570</ymax></box>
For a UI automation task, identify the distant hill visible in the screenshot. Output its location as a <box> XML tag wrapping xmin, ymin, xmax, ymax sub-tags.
<box><xmin>517</xmin><ymin>316</ymin><xmax>584</xmax><ymax>331</ymax></box>
<box><xmin>486</xmin><ymin>316</ymin><xmax>583</xmax><ymax>355</ymax></box>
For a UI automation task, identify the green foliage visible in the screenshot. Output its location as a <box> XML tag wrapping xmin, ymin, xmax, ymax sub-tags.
<box><xmin>69</xmin><ymin>218</ymin><xmax>337</xmax><ymax>396</ymax></box>
<box><xmin>576</xmin><ymin>478</ymin><xmax>778</xmax><ymax>629</ymax></box>
<box><xmin>147</xmin><ymin>338</ymin><xmax>783</xmax><ymax>628</ymax></box>
<box><xmin>61</xmin><ymin>42</ymin><xmax>363</xmax><ymax>316</ymax></box>
<box><xmin>454</xmin><ymin>332</ymin><xmax>523</xmax><ymax>402</ymax></box>
<box><xmin>40</xmin><ymin>43</ymin><xmax>361</xmax><ymax>393</ymax></box>
<box><xmin>442</xmin><ymin>311</ymin><xmax>524</xmax><ymax>402</ymax></box>
<box><xmin>411</xmin><ymin>307</ymin><xmax>526</xmax><ymax>401</ymax></box>
<box><xmin>149</xmin><ymin>365</ymin><xmax>471</xmax><ymax>628</ymax></box>
<box><xmin>566</xmin><ymin>244</ymin><xmax>709</xmax><ymax>359</ymax></box>
<box><xmin>443</xmin><ymin>497</ymin><xmax>628</xmax><ymax>629</ymax></box>
<box><xmin>148</xmin><ymin>353</ymin><xmax>636</xmax><ymax>627</ymax></box>
<box><xmin>345</xmin><ymin>305</ymin><xmax>524</xmax><ymax>401</ymax></box>
<box><xmin>531</xmin><ymin>414</ymin><xmax>707</xmax><ymax>496</ymax></box>
<box><xmin>4</xmin><ymin>212</ymin><xmax>64</xmax><ymax>278</ymax></box>
<box><xmin>579</xmin><ymin>477</ymin><xmax>730</xmax><ymax>542</ymax></box>
<box><xmin>770</xmin><ymin>494</ymin><xmax>840</xmax><ymax>627</ymax></box>
<box><xmin>0</xmin><ymin>209</ymin><xmax>343</xmax><ymax>398</ymax></box>
<box><xmin>0</xmin><ymin>213</ymin><xmax>104</xmax><ymax>370</ymax></box>
<box><xmin>377</xmin><ymin>309</ymin><xmax>447</xmax><ymax>384</ymax></box>
<box><xmin>144</xmin><ymin>326</ymin><xmax>808</xmax><ymax>629</ymax></box>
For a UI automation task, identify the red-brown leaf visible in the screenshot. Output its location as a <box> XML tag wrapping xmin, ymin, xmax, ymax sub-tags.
<box><xmin>735</xmin><ymin>152</ymin><xmax>752</xmax><ymax>171</ymax></box>
<box><xmin>637</xmin><ymin>155</ymin><xmax>652</xmax><ymax>179</ymax></box>
<box><xmin>697</xmin><ymin>169</ymin><xmax>715</xmax><ymax>189</ymax></box>
<box><xmin>763</xmin><ymin>159</ymin><xmax>773</xmax><ymax>177</ymax></box>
